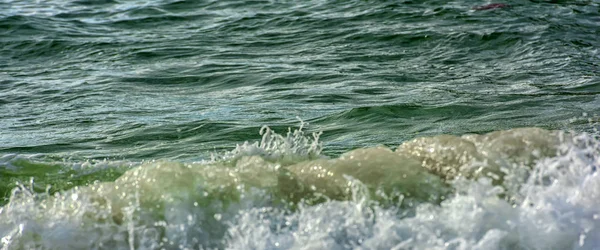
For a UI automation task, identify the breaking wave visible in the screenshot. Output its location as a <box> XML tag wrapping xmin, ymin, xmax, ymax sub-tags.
<box><xmin>1</xmin><ymin>125</ymin><xmax>599</xmax><ymax>249</ymax></box>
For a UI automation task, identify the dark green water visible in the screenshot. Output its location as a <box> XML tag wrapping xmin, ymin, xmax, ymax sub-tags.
<box><xmin>1</xmin><ymin>0</ymin><xmax>600</xmax><ymax>249</ymax></box>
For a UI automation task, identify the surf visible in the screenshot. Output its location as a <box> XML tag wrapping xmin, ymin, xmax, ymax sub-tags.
<box><xmin>1</xmin><ymin>125</ymin><xmax>599</xmax><ymax>249</ymax></box>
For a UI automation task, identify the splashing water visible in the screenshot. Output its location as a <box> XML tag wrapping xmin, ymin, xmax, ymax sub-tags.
<box><xmin>224</xmin><ymin>118</ymin><xmax>323</xmax><ymax>163</ymax></box>
<box><xmin>1</xmin><ymin>125</ymin><xmax>599</xmax><ymax>249</ymax></box>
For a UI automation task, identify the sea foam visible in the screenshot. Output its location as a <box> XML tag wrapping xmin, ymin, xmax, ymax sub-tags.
<box><xmin>1</xmin><ymin>126</ymin><xmax>599</xmax><ymax>249</ymax></box>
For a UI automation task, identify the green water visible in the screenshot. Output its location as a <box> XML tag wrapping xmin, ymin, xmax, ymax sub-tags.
<box><xmin>2</xmin><ymin>0</ymin><xmax>598</xmax><ymax>160</ymax></box>
<box><xmin>1</xmin><ymin>0</ymin><xmax>600</xmax><ymax>249</ymax></box>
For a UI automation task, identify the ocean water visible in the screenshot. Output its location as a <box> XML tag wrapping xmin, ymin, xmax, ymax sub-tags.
<box><xmin>1</xmin><ymin>0</ymin><xmax>600</xmax><ymax>249</ymax></box>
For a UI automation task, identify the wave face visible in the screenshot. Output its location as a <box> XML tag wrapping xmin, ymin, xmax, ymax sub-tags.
<box><xmin>1</xmin><ymin>127</ymin><xmax>599</xmax><ymax>249</ymax></box>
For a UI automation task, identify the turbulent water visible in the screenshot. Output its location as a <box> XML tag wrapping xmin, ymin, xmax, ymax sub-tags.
<box><xmin>1</xmin><ymin>0</ymin><xmax>600</xmax><ymax>249</ymax></box>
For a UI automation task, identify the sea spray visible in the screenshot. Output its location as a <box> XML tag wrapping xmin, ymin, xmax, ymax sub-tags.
<box><xmin>2</xmin><ymin>126</ymin><xmax>599</xmax><ymax>249</ymax></box>
<box><xmin>223</xmin><ymin>118</ymin><xmax>323</xmax><ymax>164</ymax></box>
<box><xmin>226</xmin><ymin>131</ymin><xmax>600</xmax><ymax>249</ymax></box>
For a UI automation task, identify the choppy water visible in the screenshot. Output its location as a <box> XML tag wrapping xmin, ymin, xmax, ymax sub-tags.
<box><xmin>1</xmin><ymin>0</ymin><xmax>600</xmax><ymax>249</ymax></box>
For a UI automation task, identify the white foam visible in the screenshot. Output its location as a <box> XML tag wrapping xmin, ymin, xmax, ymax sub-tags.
<box><xmin>225</xmin><ymin>132</ymin><xmax>600</xmax><ymax>250</ymax></box>
<box><xmin>223</xmin><ymin>118</ymin><xmax>323</xmax><ymax>163</ymax></box>
<box><xmin>1</xmin><ymin>128</ymin><xmax>599</xmax><ymax>249</ymax></box>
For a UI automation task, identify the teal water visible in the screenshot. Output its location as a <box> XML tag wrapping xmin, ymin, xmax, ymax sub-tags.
<box><xmin>1</xmin><ymin>0</ymin><xmax>600</xmax><ymax>249</ymax></box>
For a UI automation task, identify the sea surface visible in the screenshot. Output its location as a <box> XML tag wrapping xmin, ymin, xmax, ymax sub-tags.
<box><xmin>1</xmin><ymin>0</ymin><xmax>600</xmax><ymax>249</ymax></box>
